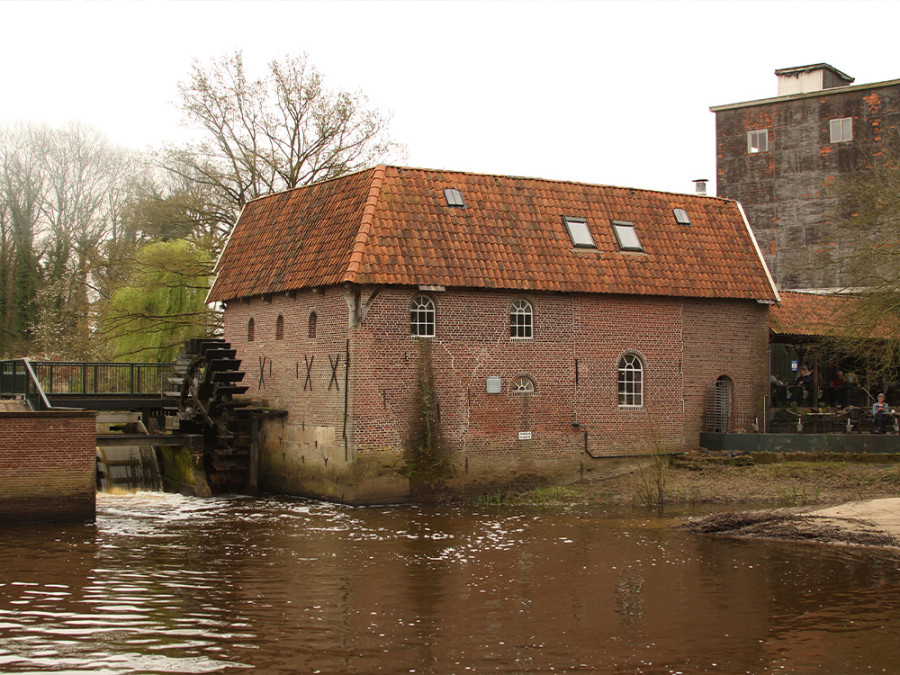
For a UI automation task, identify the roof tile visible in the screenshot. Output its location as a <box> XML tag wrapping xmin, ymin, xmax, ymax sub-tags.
<box><xmin>209</xmin><ymin>166</ymin><xmax>778</xmax><ymax>303</ymax></box>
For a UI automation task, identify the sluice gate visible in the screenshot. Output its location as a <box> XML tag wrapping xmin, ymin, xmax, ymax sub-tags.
<box><xmin>0</xmin><ymin>339</ymin><xmax>265</xmax><ymax>496</ymax></box>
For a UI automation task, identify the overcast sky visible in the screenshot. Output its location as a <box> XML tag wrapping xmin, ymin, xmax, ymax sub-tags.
<box><xmin>2</xmin><ymin>0</ymin><xmax>898</xmax><ymax>196</ymax></box>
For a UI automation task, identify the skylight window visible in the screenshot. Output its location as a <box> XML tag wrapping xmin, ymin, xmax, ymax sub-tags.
<box><xmin>563</xmin><ymin>217</ymin><xmax>595</xmax><ymax>248</ymax></box>
<box><xmin>444</xmin><ymin>188</ymin><xmax>465</xmax><ymax>208</ymax></box>
<box><xmin>612</xmin><ymin>221</ymin><xmax>643</xmax><ymax>252</ymax></box>
<box><xmin>673</xmin><ymin>208</ymin><xmax>691</xmax><ymax>225</ymax></box>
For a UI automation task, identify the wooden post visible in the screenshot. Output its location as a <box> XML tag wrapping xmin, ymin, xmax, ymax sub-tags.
<box><xmin>249</xmin><ymin>416</ymin><xmax>259</xmax><ymax>495</ymax></box>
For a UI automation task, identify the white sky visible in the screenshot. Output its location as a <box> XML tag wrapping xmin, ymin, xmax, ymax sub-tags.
<box><xmin>2</xmin><ymin>0</ymin><xmax>898</xmax><ymax>196</ymax></box>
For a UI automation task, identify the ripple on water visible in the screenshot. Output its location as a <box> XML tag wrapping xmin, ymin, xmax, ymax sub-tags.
<box><xmin>1</xmin><ymin>494</ymin><xmax>899</xmax><ymax>673</ymax></box>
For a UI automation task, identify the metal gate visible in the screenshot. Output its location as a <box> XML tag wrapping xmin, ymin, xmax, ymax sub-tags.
<box><xmin>714</xmin><ymin>376</ymin><xmax>732</xmax><ymax>432</ymax></box>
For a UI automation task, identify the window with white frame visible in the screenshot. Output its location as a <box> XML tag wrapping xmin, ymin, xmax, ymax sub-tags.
<box><xmin>830</xmin><ymin>117</ymin><xmax>852</xmax><ymax>143</ymax></box>
<box><xmin>410</xmin><ymin>295</ymin><xmax>435</xmax><ymax>337</ymax></box>
<box><xmin>509</xmin><ymin>299</ymin><xmax>533</xmax><ymax>339</ymax></box>
<box><xmin>512</xmin><ymin>375</ymin><xmax>535</xmax><ymax>394</ymax></box>
<box><xmin>748</xmin><ymin>129</ymin><xmax>769</xmax><ymax>154</ymax></box>
<box><xmin>563</xmin><ymin>216</ymin><xmax>596</xmax><ymax>248</ymax></box>
<box><xmin>618</xmin><ymin>353</ymin><xmax>643</xmax><ymax>407</ymax></box>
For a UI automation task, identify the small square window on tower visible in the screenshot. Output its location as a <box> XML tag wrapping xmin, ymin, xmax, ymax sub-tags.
<box><xmin>563</xmin><ymin>216</ymin><xmax>596</xmax><ymax>248</ymax></box>
<box><xmin>830</xmin><ymin>117</ymin><xmax>853</xmax><ymax>143</ymax></box>
<box><xmin>612</xmin><ymin>221</ymin><xmax>643</xmax><ymax>252</ymax></box>
<box><xmin>443</xmin><ymin>188</ymin><xmax>465</xmax><ymax>208</ymax></box>
<box><xmin>748</xmin><ymin>129</ymin><xmax>769</xmax><ymax>154</ymax></box>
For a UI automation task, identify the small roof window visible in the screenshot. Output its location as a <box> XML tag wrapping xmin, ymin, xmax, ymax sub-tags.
<box><xmin>563</xmin><ymin>216</ymin><xmax>596</xmax><ymax>248</ymax></box>
<box><xmin>444</xmin><ymin>188</ymin><xmax>465</xmax><ymax>208</ymax></box>
<box><xmin>612</xmin><ymin>221</ymin><xmax>643</xmax><ymax>252</ymax></box>
<box><xmin>673</xmin><ymin>208</ymin><xmax>691</xmax><ymax>225</ymax></box>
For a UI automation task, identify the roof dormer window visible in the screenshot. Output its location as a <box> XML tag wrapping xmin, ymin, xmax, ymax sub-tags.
<box><xmin>444</xmin><ymin>188</ymin><xmax>465</xmax><ymax>208</ymax></box>
<box><xmin>673</xmin><ymin>208</ymin><xmax>691</xmax><ymax>225</ymax></box>
<box><xmin>612</xmin><ymin>221</ymin><xmax>643</xmax><ymax>252</ymax></box>
<box><xmin>563</xmin><ymin>216</ymin><xmax>596</xmax><ymax>248</ymax></box>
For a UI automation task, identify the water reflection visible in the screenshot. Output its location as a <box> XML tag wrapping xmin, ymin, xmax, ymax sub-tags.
<box><xmin>0</xmin><ymin>493</ymin><xmax>898</xmax><ymax>673</ymax></box>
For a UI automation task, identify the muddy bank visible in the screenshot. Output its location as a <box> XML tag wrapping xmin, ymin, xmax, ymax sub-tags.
<box><xmin>686</xmin><ymin>498</ymin><xmax>900</xmax><ymax>550</ymax></box>
<box><xmin>574</xmin><ymin>451</ymin><xmax>900</xmax><ymax>506</ymax></box>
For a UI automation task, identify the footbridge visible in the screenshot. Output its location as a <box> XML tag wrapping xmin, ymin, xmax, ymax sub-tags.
<box><xmin>0</xmin><ymin>340</ymin><xmax>267</xmax><ymax>494</ymax></box>
<box><xmin>0</xmin><ymin>358</ymin><xmax>175</xmax><ymax>413</ymax></box>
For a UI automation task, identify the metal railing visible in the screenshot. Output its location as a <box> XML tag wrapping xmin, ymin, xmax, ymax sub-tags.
<box><xmin>702</xmin><ymin>411</ymin><xmax>759</xmax><ymax>433</ymax></box>
<box><xmin>0</xmin><ymin>359</ymin><xmax>52</xmax><ymax>410</ymax></box>
<box><xmin>1</xmin><ymin>359</ymin><xmax>175</xmax><ymax>408</ymax></box>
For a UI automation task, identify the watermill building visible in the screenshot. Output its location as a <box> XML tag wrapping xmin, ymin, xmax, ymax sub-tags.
<box><xmin>208</xmin><ymin>166</ymin><xmax>779</xmax><ymax>503</ymax></box>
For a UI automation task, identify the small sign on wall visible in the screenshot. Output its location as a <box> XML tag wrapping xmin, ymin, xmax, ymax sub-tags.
<box><xmin>486</xmin><ymin>377</ymin><xmax>502</xmax><ymax>394</ymax></box>
<box><xmin>518</xmin><ymin>431</ymin><xmax>532</xmax><ymax>440</ymax></box>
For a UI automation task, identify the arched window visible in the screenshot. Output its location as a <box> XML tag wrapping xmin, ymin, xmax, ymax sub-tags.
<box><xmin>247</xmin><ymin>317</ymin><xmax>255</xmax><ymax>342</ymax></box>
<box><xmin>308</xmin><ymin>311</ymin><xmax>317</xmax><ymax>339</ymax></box>
<box><xmin>509</xmin><ymin>299</ymin><xmax>533</xmax><ymax>339</ymax></box>
<box><xmin>512</xmin><ymin>375</ymin><xmax>535</xmax><ymax>394</ymax></box>
<box><xmin>410</xmin><ymin>295</ymin><xmax>435</xmax><ymax>337</ymax></box>
<box><xmin>618</xmin><ymin>353</ymin><xmax>643</xmax><ymax>407</ymax></box>
<box><xmin>275</xmin><ymin>314</ymin><xmax>284</xmax><ymax>340</ymax></box>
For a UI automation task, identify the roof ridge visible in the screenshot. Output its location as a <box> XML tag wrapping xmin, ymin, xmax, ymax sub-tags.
<box><xmin>241</xmin><ymin>165</ymin><xmax>381</xmax><ymax>205</ymax></box>
<box><xmin>379</xmin><ymin>165</ymin><xmax>727</xmax><ymax>202</ymax></box>
<box><xmin>344</xmin><ymin>164</ymin><xmax>386</xmax><ymax>283</ymax></box>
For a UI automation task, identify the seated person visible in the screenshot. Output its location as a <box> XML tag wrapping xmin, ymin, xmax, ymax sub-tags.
<box><xmin>873</xmin><ymin>393</ymin><xmax>893</xmax><ymax>433</ymax></box>
<box><xmin>792</xmin><ymin>365</ymin><xmax>813</xmax><ymax>401</ymax></box>
<box><xmin>830</xmin><ymin>370</ymin><xmax>847</xmax><ymax>407</ymax></box>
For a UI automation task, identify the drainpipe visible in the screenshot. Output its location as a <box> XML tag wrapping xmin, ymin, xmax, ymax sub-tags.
<box><xmin>343</xmin><ymin>338</ymin><xmax>350</xmax><ymax>462</ymax></box>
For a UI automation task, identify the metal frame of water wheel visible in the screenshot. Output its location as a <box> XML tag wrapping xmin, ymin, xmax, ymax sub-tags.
<box><xmin>168</xmin><ymin>338</ymin><xmax>250</xmax><ymax>494</ymax></box>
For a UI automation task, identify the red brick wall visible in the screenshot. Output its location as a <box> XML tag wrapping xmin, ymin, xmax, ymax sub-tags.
<box><xmin>225</xmin><ymin>288</ymin><xmax>350</xmax><ymax>434</ymax></box>
<box><xmin>224</xmin><ymin>289</ymin><xmax>359</xmax><ymax>495</ymax></box>
<box><xmin>225</xmin><ymin>286</ymin><xmax>768</xmax><ymax>495</ymax></box>
<box><xmin>683</xmin><ymin>299</ymin><xmax>770</xmax><ymax>437</ymax></box>
<box><xmin>352</xmin><ymin>288</ymin><xmax>691</xmax><ymax>457</ymax></box>
<box><xmin>0</xmin><ymin>411</ymin><xmax>96</xmax><ymax>523</ymax></box>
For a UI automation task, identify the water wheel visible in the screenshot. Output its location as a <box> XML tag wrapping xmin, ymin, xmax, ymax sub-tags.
<box><xmin>166</xmin><ymin>338</ymin><xmax>251</xmax><ymax>494</ymax></box>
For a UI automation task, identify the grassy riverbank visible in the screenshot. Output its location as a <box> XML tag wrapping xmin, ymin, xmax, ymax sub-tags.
<box><xmin>484</xmin><ymin>451</ymin><xmax>900</xmax><ymax>507</ymax></box>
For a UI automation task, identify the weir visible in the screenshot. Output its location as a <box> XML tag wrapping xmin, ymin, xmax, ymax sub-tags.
<box><xmin>95</xmin><ymin>413</ymin><xmax>165</xmax><ymax>492</ymax></box>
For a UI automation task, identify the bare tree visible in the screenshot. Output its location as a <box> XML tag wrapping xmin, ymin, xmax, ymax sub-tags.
<box><xmin>819</xmin><ymin>148</ymin><xmax>900</xmax><ymax>381</ymax></box>
<box><xmin>0</xmin><ymin>126</ymin><xmax>46</xmax><ymax>354</ymax></box>
<box><xmin>35</xmin><ymin>125</ymin><xmax>143</xmax><ymax>355</ymax></box>
<box><xmin>0</xmin><ymin>123</ymin><xmax>146</xmax><ymax>358</ymax></box>
<box><xmin>163</xmin><ymin>51</ymin><xmax>402</xmax><ymax>251</ymax></box>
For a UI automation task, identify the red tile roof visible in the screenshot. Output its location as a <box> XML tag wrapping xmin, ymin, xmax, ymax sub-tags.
<box><xmin>770</xmin><ymin>291</ymin><xmax>899</xmax><ymax>339</ymax></box>
<box><xmin>208</xmin><ymin>166</ymin><xmax>779</xmax><ymax>303</ymax></box>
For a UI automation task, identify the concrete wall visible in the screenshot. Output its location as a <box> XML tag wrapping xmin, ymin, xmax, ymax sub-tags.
<box><xmin>701</xmin><ymin>431</ymin><xmax>900</xmax><ymax>454</ymax></box>
<box><xmin>0</xmin><ymin>411</ymin><xmax>96</xmax><ymax>523</ymax></box>
<box><xmin>715</xmin><ymin>82</ymin><xmax>900</xmax><ymax>289</ymax></box>
<box><xmin>225</xmin><ymin>286</ymin><xmax>769</xmax><ymax>501</ymax></box>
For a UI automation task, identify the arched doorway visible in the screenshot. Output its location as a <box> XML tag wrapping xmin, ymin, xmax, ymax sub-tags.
<box><xmin>714</xmin><ymin>376</ymin><xmax>733</xmax><ymax>432</ymax></box>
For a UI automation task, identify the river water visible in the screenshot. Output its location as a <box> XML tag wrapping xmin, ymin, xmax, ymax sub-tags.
<box><xmin>1</xmin><ymin>493</ymin><xmax>899</xmax><ymax>674</ymax></box>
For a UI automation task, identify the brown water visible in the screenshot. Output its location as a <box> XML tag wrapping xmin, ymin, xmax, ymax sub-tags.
<box><xmin>1</xmin><ymin>493</ymin><xmax>899</xmax><ymax>674</ymax></box>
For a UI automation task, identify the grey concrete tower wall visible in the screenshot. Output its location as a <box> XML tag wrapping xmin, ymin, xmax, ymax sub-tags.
<box><xmin>713</xmin><ymin>79</ymin><xmax>900</xmax><ymax>290</ymax></box>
